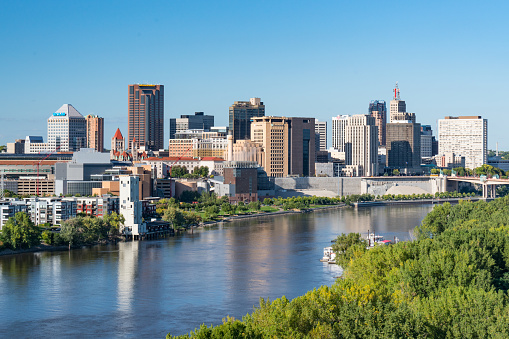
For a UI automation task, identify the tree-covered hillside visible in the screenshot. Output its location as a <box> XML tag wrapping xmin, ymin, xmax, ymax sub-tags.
<box><xmin>169</xmin><ymin>197</ymin><xmax>509</xmax><ymax>338</ymax></box>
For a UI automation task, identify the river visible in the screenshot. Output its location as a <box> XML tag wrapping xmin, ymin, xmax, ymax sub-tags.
<box><xmin>0</xmin><ymin>204</ymin><xmax>433</xmax><ymax>338</ymax></box>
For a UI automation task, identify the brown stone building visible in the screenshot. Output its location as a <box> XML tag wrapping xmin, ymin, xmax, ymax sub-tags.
<box><xmin>222</xmin><ymin>161</ymin><xmax>258</xmax><ymax>203</ymax></box>
<box><xmin>128</xmin><ymin>84</ymin><xmax>164</xmax><ymax>151</ymax></box>
<box><xmin>250</xmin><ymin>116</ymin><xmax>315</xmax><ymax>177</ymax></box>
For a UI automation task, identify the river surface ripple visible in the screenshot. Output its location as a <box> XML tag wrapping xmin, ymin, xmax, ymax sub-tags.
<box><xmin>0</xmin><ymin>204</ymin><xmax>433</xmax><ymax>338</ymax></box>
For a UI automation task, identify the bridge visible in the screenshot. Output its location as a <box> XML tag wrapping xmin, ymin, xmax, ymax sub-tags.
<box><xmin>446</xmin><ymin>176</ymin><xmax>509</xmax><ymax>198</ymax></box>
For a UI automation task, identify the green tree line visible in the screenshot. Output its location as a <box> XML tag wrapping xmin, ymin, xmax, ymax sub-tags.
<box><xmin>168</xmin><ymin>196</ymin><xmax>509</xmax><ymax>338</ymax></box>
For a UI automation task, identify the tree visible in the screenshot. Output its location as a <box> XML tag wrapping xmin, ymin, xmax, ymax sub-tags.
<box><xmin>263</xmin><ymin>198</ymin><xmax>273</xmax><ymax>206</ymax></box>
<box><xmin>331</xmin><ymin>232</ymin><xmax>367</xmax><ymax>267</ymax></box>
<box><xmin>392</xmin><ymin>169</ymin><xmax>400</xmax><ymax>176</ymax></box>
<box><xmin>104</xmin><ymin>212</ymin><xmax>125</xmax><ymax>236</ymax></box>
<box><xmin>60</xmin><ymin>218</ymin><xmax>83</xmax><ymax>249</ymax></box>
<box><xmin>0</xmin><ymin>212</ymin><xmax>41</xmax><ymax>250</ymax></box>
<box><xmin>221</xmin><ymin>203</ymin><xmax>233</xmax><ymax>215</ymax></box>
<box><xmin>248</xmin><ymin>201</ymin><xmax>261</xmax><ymax>211</ymax></box>
<box><xmin>163</xmin><ymin>207</ymin><xmax>186</xmax><ymax>229</ymax></box>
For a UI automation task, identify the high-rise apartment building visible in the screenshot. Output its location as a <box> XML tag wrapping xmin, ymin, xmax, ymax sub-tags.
<box><xmin>386</xmin><ymin>121</ymin><xmax>422</xmax><ymax>173</ymax></box>
<box><xmin>368</xmin><ymin>100</ymin><xmax>387</xmax><ymax>146</ymax></box>
<box><xmin>438</xmin><ymin>116</ymin><xmax>487</xmax><ymax>169</ymax></box>
<box><xmin>229</xmin><ymin>98</ymin><xmax>265</xmax><ymax>142</ymax></box>
<box><xmin>169</xmin><ymin>112</ymin><xmax>214</xmax><ymax>139</ymax></box>
<box><xmin>119</xmin><ymin>176</ymin><xmax>146</xmax><ymax>238</ymax></box>
<box><xmin>250</xmin><ymin>116</ymin><xmax>315</xmax><ymax>177</ymax></box>
<box><xmin>128</xmin><ymin>84</ymin><xmax>164</xmax><ymax>151</ymax></box>
<box><xmin>48</xmin><ymin>104</ymin><xmax>87</xmax><ymax>152</ymax></box>
<box><xmin>344</xmin><ymin>115</ymin><xmax>378</xmax><ymax>177</ymax></box>
<box><xmin>85</xmin><ymin>114</ymin><xmax>104</xmax><ymax>152</ymax></box>
<box><xmin>332</xmin><ymin>115</ymin><xmax>349</xmax><ymax>152</ymax></box>
<box><xmin>315</xmin><ymin>120</ymin><xmax>327</xmax><ymax>152</ymax></box>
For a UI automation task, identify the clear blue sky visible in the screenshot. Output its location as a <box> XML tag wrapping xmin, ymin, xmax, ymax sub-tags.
<box><xmin>1</xmin><ymin>1</ymin><xmax>508</xmax><ymax>149</ymax></box>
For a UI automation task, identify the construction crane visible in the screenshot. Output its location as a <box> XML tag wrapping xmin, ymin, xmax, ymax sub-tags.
<box><xmin>34</xmin><ymin>145</ymin><xmax>61</xmax><ymax>196</ymax></box>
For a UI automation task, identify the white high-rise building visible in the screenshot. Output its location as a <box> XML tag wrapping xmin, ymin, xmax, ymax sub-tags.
<box><xmin>119</xmin><ymin>176</ymin><xmax>146</xmax><ymax>238</ymax></box>
<box><xmin>438</xmin><ymin>116</ymin><xmax>487</xmax><ymax>170</ymax></box>
<box><xmin>332</xmin><ymin>115</ymin><xmax>349</xmax><ymax>152</ymax></box>
<box><xmin>47</xmin><ymin>104</ymin><xmax>87</xmax><ymax>152</ymax></box>
<box><xmin>345</xmin><ymin>115</ymin><xmax>379</xmax><ymax>177</ymax></box>
<box><xmin>315</xmin><ymin>121</ymin><xmax>327</xmax><ymax>152</ymax></box>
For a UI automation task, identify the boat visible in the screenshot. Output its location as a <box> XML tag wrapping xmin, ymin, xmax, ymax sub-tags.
<box><xmin>320</xmin><ymin>246</ymin><xmax>336</xmax><ymax>264</ymax></box>
<box><xmin>366</xmin><ymin>232</ymin><xmax>392</xmax><ymax>248</ymax></box>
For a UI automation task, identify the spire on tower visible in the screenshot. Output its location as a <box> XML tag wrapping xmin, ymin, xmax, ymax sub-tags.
<box><xmin>394</xmin><ymin>82</ymin><xmax>400</xmax><ymax>100</ymax></box>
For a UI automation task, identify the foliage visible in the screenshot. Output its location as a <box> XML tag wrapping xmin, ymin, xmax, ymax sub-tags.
<box><xmin>0</xmin><ymin>212</ymin><xmax>41</xmax><ymax>249</ymax></box>
<box><xmin>331</xmin><ymin>233</ymin><xmax>367</xmax><ymax>268</ymax></box>
<box><xmin>171</xmin><ymin>165</ymin><xmax>189</xmax><ymax>178</ymax></box>
<box><xmin>392</xmin><ymin>169</ymin><xmax>400</xmax><ymax>176</ymax></box>
<box><xmin>179</xmin><ymin>190</ymin><xmax>200</xmax><ymax>203</ymax></box>
<box><xmin>169</xmin><ymin>197</ymin><xmax>509</xmax><ymax>338</ymax></box>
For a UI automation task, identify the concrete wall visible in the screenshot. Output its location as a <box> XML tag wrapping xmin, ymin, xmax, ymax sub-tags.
<box><xmin>274</xmin><ymin>177</ymin><xmax>362</xmax><ymax>196</ymax></box>
<box><xmin>361</xmin><ymin>176</ymin><xmax>446</xmax><ymax>196</ymax></box>
<box><xmin>273</xmin><ymin>176</ymin><xmax>448</xmax><ymax>198</ymax></box>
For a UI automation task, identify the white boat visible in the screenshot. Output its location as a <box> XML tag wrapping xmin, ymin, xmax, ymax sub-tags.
<box><xmin>366</xmin><ymin>233</ymin><xmax>392</xmax><ymax>248</ymax></box>
<box><xmin>320</xmin><ymin>246</ymin><xmax>336</xmax><ymax>264</ymax></box>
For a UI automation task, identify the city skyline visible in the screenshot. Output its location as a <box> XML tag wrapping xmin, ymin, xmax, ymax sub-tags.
<box><xmin>1</xmin><ymin>1</ymin><xmax>508</xmax><ymax>149</ymax></box>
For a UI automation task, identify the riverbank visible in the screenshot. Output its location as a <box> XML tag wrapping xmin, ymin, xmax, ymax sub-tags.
<box><xmin>0</xmin><ymin>244</ymin><xmax>69</xmax><ymax>257</ymax></box>
<box><xmin>353</xmin><ymin>196</ymin><xmax>486</xmax><ymax>208</ymax></box>
<box><xmin>199</xmin><ymin>203</ymin><xmax>348</xmax><ymax>227</ymax></box>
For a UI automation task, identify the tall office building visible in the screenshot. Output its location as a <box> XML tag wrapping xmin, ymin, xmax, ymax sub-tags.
<box><xmin>386</xmin><ymin>121</ymin><xmax>422</xmax><ymax>173</ymax></box>
<box><xmin>368</xmin><ymin>100</ymin><xmax>387</xmax><ymax>146</ymax></box>
<box><xmin>344</xmin><ymin>115</ymin><xmax>378</xmax><ymax>177</ymax></box>
<box><xmin>315</xmin><ymin>120</ymin><xmax>327</xmax><ymax>152</ymax></box>
<box><xmin>250</xmin><ymin>116</ymin><xmax>315</xmax><ymax>177</ymax></box>
<box><xmin>48</xmin><ymin>104</ymin><xmax>87</xmax><ymax>152</ymax></box>
<box><xmin>438</xmin><ymin>116</ymin><xmax>487</xmax><ymax>170</ymax></box>
<box><xmin>420</xmin><ymin>125</ymin><xmax>436</xmax><ymax>158</ymax></box>
<box><xmin>85</xmin><ymin>114</ymin><xmax>104</xmax><ymax>152</ymax></box>
<box><xmin>332</xmin><ymin>115</ymin><xmax>349</xmax><ymax>152</ymax></box>
<box><xmin>128</xmin><ymin>84</ymin><xmax>164</xmax><ymax>151</ymax></box>
<box><xmin>169</xmin><ymin>112</ymin><xmax>214</xmax><ymax>139</ymax></box>
<box><xmin>229</xmin><ymin>98</ymin><xmax>265</xmax><ymax>142</ymax></box>
<box><xmin>389</xmin><ymin>83</ymin><xmax>415</xmax><ymax>123</ymax></box>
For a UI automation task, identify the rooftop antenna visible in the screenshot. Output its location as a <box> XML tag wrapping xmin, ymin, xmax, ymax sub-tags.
<box><xmin>394</xmin><ymin>82</ymin><xmax>400</xmax><ymax>100</ymax></box>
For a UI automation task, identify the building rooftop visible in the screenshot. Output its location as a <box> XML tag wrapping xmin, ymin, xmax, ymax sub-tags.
<box><xmin>51</xmin><ymin>104</ymin><xmax>84</xmax><ymax>119</ymax></box>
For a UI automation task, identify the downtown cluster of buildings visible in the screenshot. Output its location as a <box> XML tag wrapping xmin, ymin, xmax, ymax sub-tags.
<box><xmin>0</xmin><ymin>83</ymin><xmax>499</xmax><ymax>236</ymax></box>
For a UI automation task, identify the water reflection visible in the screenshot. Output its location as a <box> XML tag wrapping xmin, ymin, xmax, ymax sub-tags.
<box><xmin>0</xmin><ymin>204</ymin><xmax>433</xmax><ymax>337</ymax></box>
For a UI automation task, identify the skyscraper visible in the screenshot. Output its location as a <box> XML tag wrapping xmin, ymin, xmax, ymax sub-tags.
<box><xmin>386</xmin><ymin>121</ymin><xmax>422</xmax><ymax>173</ymax></box>
<box><xmin>48</xmin><ymin>104</ymin><xmax>87</xmax><ymax>152</ymax></box>
<box><xmin>344</xmin><ymin>115</ymin><xmax>378</xmax><ymax>177</ymax></box>
<box><xmin>389</xmin><ymin>83</ymin><xmax>415</xmax><ymax>123</ymax></box>
<box><xmin>85</xmin><ymin>114</ymin><xmax>104</xmax><ymax>152</ymax></box>
<box><xmin>315</xmin><ymin>120</ymin><xmax>327</xmax><ymax>152</ymax></box>
<box><xmin>169</xmin><ymin>112</ymin><xmax>214</xmax><ymax>139</ymax></box>
<box><xmin>229</xmin><ymin>98</ymin><xmax>265</xmax><ymax>142</ymax></box>
<box><xmin>438</xmin><ymin>116</ymin><xmax>487</xmax><ymax>169</ymax></box>
<box><xmin>368</xmin><ymin>100</ymin><xmax>386</xmax><ymax>146</ymax></box>
<box><xmin>128</xmin><ymin>84</ymin><xmax>164</xmax><ymax>151</ymax></box>
<box><xmin>250</xmin><ymin>116</ymin><xmax>315</xmax><ymax>177</ymax></box>
<box><xmin>332</xmin><ymin>115</ymin><xmax>349</xmax><ymax>152</ymax></box>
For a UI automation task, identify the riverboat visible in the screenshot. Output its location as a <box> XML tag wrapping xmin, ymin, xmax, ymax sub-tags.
<box><xmin>320</xmin><ymin>246</ymin><xmax>336</xmax><ymax>264</ymax></box>
<box><xmin>366</xmin><ymin>233</ymin><xmax>392</xmax><ymax>248</ymax></box>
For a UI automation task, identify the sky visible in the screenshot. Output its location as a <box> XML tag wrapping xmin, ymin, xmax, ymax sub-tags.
<box><xmin>1</xmin><ymin>0</ymin><xmax>508</xmax><ymax>150</ymax></box>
